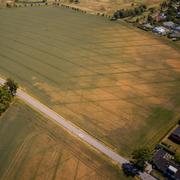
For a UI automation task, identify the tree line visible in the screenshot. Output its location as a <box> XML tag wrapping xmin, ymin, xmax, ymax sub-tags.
<box><xmin>0</xmin><ymin>78</ymin><xmax>18</xmax><ymax>116</ymax></box>
<box><xmin>113</xmin><ymin>4</ymin><xmax>147</xmax><ymax>19</ymax></box>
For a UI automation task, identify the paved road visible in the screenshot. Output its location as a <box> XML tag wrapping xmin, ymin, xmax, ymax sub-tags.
<box><xmin>0</xmin><ymin>78</ymin><xmax>156</xmax><ymax>180</ymax></box>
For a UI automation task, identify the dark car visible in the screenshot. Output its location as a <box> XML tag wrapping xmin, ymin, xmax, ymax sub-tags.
<box><xmin>122</xmin><ymin>163</ymin><xmax>140</xmax><ymax>177</ymax></box>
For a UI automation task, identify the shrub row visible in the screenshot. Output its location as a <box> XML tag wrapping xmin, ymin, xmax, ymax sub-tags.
<box><xmin>113</xmin><ymin>4</ymin><xmax>147</xmax><ymax>19</ymax></box>
<box><xmin>0</xmin><ymin>79</ymin><xmax>18</xmax><ymax>116</ymax></box>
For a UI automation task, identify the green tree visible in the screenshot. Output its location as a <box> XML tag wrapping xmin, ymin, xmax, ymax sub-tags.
<box><xmin>0</xmin><ymin>78</ymin><xmax>18</xmax><ymax>116</ymax></box>
<box><xmin>0</xmin><ymin>87</ymin><xmax>12</xmax><ymax>115</ymax></box>
<box><xmin>0</xmin><ymin>103</ymin><xmax>7</xmax><ymax>115</ymax></box>
<box><xmin>136</xmin><ymin>18</ymin><xmax>139</xmax><ymax>23</ymax></box>
<box><xmin>132</xmin><ymin>147</ymin><xmax>151</xmax><ymax>171</ymax></box>
<box><xmin>147</xmin><ymin>15</ymin><xmax>154</xmax><ymax>24</ymax></box>
<box><xmin>174</xmin><ymin>153</ymin><xmax>180</xmax><ymax>164</ymax></box>
<box><xmin>0</xmin><ymin>88</ymin><xmax>11</xmax><ymax>104</ymax></box>
<box><xmin>134</xmin><ymin>7</ymin><xmax>141</xmax><ymax>15</ymax></box>
<box><xmin>4</xmin><ymin>78</ymin><xmax>18</xmax><ymax>96</ymax></box>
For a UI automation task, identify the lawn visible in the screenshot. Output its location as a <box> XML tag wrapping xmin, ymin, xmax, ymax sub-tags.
<box><xmin>0</xmin><ymin>99</ymin><xmax>130</xmax><ymax>180</ymax></box>
<box><xmin>0</xmin><ymin>6</ymin><xmax>180</xmax><ymax>156</ymax></box>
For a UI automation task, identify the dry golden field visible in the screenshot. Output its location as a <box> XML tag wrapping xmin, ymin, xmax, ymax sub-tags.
<box><xmin>0</xmin><ymin>100</ymin><xmax>131</xmax><ymax>180</ymax></box>
<box><xmin>0</xmin><ymin>6</ymin><xmax>180</xmax><ymax>156</ymax></box>
<box><xmin>60</xmin><ymin>0</ymin><xmax>164</xmax><ymax>15</ymax></box>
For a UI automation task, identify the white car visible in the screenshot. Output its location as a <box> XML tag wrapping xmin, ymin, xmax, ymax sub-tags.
<box><xmin>153</xmin><ymin>26</ymin><xmax>168</xmax><ymax>36</ymax></box>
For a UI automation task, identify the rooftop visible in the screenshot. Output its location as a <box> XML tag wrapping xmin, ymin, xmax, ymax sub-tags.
<box><xmin>152</xmin><ymin>149</ymin><xmax>180</xmax><ymax>180</ymax></box>
<box><xmin>172</xmin><ymin>126</ymin><xmax>180</xmax><ymax>137</ymax></box>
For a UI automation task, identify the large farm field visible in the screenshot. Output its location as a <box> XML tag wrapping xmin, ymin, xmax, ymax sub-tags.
<box><xmin>0</xmin><ymin>6</ymin><xmax>180</xmax><ymax>156</ymax></box>
<box><xmin>0</xmin><ymin>99</ymin><xmax>129</xmax><ymax>180</ymax></box>
<box><xmin>60</xmin><ymin>0</ymin><xmax>164</xmax><ymax>15</ymax></box>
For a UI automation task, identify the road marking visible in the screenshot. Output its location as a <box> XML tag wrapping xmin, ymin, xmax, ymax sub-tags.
<box><xmin>78</xmin><ymin>133</ymin><xmax>84</xmax><ymax>138</ymax></box>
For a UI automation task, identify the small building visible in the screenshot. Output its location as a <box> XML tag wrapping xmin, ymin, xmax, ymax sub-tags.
<box><xmin>163</xmin><ymin>21</ymin><xmax>176</xmax><ymax>29</ymax></box>
<box><xmin>174</xmin><ymin>26</ymin><xmax>180</xmax><ymax>32</ymax></box>
<box><xmin>159</xmin><ymin>13</ymin><xmax>167</xmax><ymax>21</ymax></box>
<box><xmin>168</xmin><ymin>31</ymin><xmax>180</xmax><ymax>41</ymax></box>
<box><xmin>152</xmin><ymin>148</ymin><xmax>180</xmax><ymax>180</ymax></box>
<box><xmin>153</xmin><ymin>26</ymin><xmax>168</xmax><ymax>35</ymax></box>
<box><xmin>169</xmin><ymin>126</ymin><xmax>180</xmax><ymax>144</ymax></box>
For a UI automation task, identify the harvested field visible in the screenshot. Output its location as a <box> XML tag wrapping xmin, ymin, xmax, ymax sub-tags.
<box><xmin>0</xmin><ymin>6</ymin><xmax>180</xmax><ymax>156</ymax></box>
<box><xmin>60</xmin><ymin>0</ymin><xmax>163</xmax><ymax>15</ymax></box>
<box><xmin>0</xmin><ymin>100</ymin><xmax>129</xmax><ymax>180</ymax></box>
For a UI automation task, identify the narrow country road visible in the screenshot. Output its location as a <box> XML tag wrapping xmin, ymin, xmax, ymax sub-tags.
<box><xmin>0</xmin><ymin>77</ymin><xmax>156</xmax><ymax>180</ymax></box>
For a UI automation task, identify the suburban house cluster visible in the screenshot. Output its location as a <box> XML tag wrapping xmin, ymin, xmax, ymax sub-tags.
<box><xmin>139</xmin><ymin>20</ymin><xmax>180</xmax><ymax>41</ymax></box>
<box><xmin>151</xmin><ymin>124</ymin><xmax>180</xmax><ymax>179</ymax></box>
<box><xmin>138</xmin><ymin>1</ymin><xmax>180</xmax><ymax>41</ymax></box>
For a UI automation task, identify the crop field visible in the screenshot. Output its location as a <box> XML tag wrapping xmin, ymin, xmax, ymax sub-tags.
<box><xmin>60</xmin><ymin>0</ymin><xmax>164</xmax><ymax>15</ymax></box>
<box><xmin>0</xmin><ymin>6</ymin><xmax>180</xmax><ymax>156</ymax></box>
<box><xmin>0</xmin><ymin>100</ymin><xmax>129</xmax><ymax>180</ymax></box>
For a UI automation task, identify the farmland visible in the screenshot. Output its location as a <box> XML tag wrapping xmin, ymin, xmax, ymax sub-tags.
<box><xmin>60</xmin><ymin>0</ymin><xmax>164</xmax><ymax>15</ymax></box>
<box><xmin>0</xmin><ymin>99</ymin><xmax>129</xmax><ymax>180</ymax></box>
<box><xmin>0</xmin><ymin>6</ymin><xmax>180</xmax><ymax>156</ymax></box>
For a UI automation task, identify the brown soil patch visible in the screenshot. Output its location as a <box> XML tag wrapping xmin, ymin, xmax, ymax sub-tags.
<box><xmin>166</xmin><ymin>59</ymin><xmax>180</xmax><ymax>72</ymax></box>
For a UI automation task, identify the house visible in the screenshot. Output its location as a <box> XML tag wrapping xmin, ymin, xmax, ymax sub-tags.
<box><xmin>159</xmin><ymin>13</ymin><xmax>167</xmax><ymax>21</ymax></box>
<box><xmin>169</xmin><ymin>126</ymin><xmax>180</xmax><ymax>144</ymax></box>
<box><xmin>168</xmin><ymin>31</ymin><xmax>180</xmax><ymax>41</ymax></box>
<box><xmin>152</xmin><ymin>148</ymin><xmax>180</xmax><ymax>180</ymax></box>
<box><xmin>163</xmin><ymin>21</ymin><xmax>176</xmax><ymax>29</ymax></box>
<box><xmin>153</xmin><ymin>26</ymin><xmax>169</xmax><ymax>35</ymax></box>
<box><xmin>156</xmin><ymin>13</ymin><xmax>167</xmax><ymax>22</ymax></box>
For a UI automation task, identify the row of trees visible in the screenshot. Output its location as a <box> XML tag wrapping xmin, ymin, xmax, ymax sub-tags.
<box><xmin>69</xmin><ymin>0</ymin><xmax>79</xmax><ymax>3</ymax></box>
<box><xmin>113</xmin><ymin>4</ymin><xmax>147</xmax><ymax>19</ymax></box>
<box><xmin>0</xmin><ymin>79</ymin><xmax>18</xmax><ymax>115</ymax></box>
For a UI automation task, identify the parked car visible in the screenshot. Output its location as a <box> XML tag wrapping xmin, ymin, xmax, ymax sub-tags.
<box><xmin>163</xmin><ymin>21</ymin><xmax>175</xmax><ymax>29</ymax></box>
<box><xmin>153</xmin><ymin>26</ymin><xmax>169</xmax><ymax>36</ymax></box>
<box><xmin>122</xmin><ymin>163</ymin><xmax>140</xmax><ymax>177</ymax></box>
